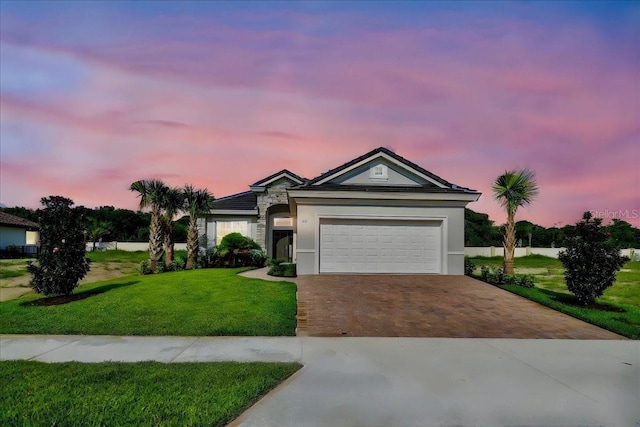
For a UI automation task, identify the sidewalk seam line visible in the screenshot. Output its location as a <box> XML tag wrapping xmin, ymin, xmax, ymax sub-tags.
<box><xmin>26</xmin><ymin>336</ymin><xmax>82</xmax><ymax>361</ymax></box>
<box><xmin>483</xmin><ymin>340</ymin><xmax>599</xmax><ymax>403</ymax></box>
<box><xmin>168</xmin><ymin>337</ymin><xmax>199</xmax><ymax>362</ymax></box>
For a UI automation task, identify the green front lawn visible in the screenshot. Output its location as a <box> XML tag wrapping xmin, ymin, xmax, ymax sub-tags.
<box><xmin>469</xmin><ymin>255</ymin><xmax>640</xmax><ymax>339</ymax></box>
<box><xmin>1</xmin><ymin>360</ymin><xmax>301</xmax><ymax>427</ymax></box>
<box><xmin>0</xmin><ymin>268</ymin><xmax>297</xmax><ymax>336</ymax></box>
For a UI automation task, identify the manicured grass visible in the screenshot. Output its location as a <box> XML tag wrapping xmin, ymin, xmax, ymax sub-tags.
<box><xmin>469</xmin><ymin>255</ymin><xmax>640</xmax><ymax>339</ymax></box>
<box><xmin>0</xmin><ymin>268</ymin><xmax>297</xmax><ymax>336</ymax></box>
<box><xmin>0</xmin><ymin>259</ymin><xmax>29</xmax><ymax>280</ymax></box>
<box><xmin>86</xmin><ymin>249</ymin><xmax>151</xmax><ymax>263</ymax></box>
<box><xmin>499</xmin><ymin>285</ymin><xmax>640</xmax><ymax>339</ymax></box>
<box><xmin>0</xmin><ymin>268</ymin><xmax>27</xmax><ymax>280</ymax></box>
<box><xmin>1</xmin><ymin>360</ymin><xmax>301</xmax><ymax>427</ymax></box>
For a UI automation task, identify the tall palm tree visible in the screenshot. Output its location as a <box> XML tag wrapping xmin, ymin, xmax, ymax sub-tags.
<box><xmin>492</xmin><ymin>169</ymin><xmax>539</xmax><ymax>275</ymax></box>
<box><xmin>130</xmin><ymin>179</ymin><xmax>168</xmax><ymax>273</ymax></box>
<box><xmin>183</xmin><ymin>184</ymin><xmax>214</xmax><ymax>269</ymax></box>
<box><xmin>161</xmin><ymin>187</ymin><xmax>185</xmax><ymax>269</ymax></box>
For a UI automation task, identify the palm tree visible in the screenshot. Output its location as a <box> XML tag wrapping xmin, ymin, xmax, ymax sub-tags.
<box><xmin>130</xmin><ymin>179</ymin><xmax>168</xmax><ymax>273</ymax></box>
<box><xmin>87</xmin><ymin>218</ymin><xmax>111</xmax><ymax>251</ymax></box>
<box><xmin>161</xmin><ymin>187</ymin><xmax>185</xmax><ymax>269</ymax></box>
<box><xmin>492</xmin><ymin>169</ymin><xmax>539</xmax><ymax>275</ymax></box>
<box><xmin>183</xmin><ymin>184</ymin><xmax>214</xmax><ymax>269</ymax></box>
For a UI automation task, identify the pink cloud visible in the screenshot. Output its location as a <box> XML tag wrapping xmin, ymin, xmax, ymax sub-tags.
<box><xmin>1</xmin><ymin>5</ymin><xmax>638</xmax><ymax>229</ymax></box>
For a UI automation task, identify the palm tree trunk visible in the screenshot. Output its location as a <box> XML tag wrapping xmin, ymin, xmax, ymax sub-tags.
<box><xmin>503</xmin><ymin>211</ymin><xmax>515</xmax><ymax>275</ymax></box>
<box><xmin>186</xmin><ymin>216</ymin><xmax>198</xmax><ymax>270</ymax></box>
<box><xmin>149</xmin><ymin>208</ymin><xmax>164</xmax><ymax>272</ymax></box>
<box><xmin>164</xmin><ymin>221</ymin><xmax>174</xmax><ymax>269</ymax></box>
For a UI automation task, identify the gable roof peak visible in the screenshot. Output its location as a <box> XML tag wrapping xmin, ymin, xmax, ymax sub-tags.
<box><xmin>250</xmin><ymin>169</ymin><xmax>306</xmax><ymax>188</ymax></box>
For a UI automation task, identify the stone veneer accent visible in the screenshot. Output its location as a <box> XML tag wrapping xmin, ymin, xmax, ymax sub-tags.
<box><xmin>255</xmin><ymin>178</ymin><xmax>296</xmax><ymax>250</ymax></box>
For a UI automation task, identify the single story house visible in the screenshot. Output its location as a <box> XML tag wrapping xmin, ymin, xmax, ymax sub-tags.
<box><xmin>0</xmin><ymin>211</ymin><xmax>40</xmax><ymax>254</ymax></box>
<box><xmin>198</xmin><ymin>147</ymin><xmax>480</xmax><ymax>274</ymax></box>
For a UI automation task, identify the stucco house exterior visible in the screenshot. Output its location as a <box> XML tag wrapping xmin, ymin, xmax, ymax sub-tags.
<box><xmin>0</xmin><ymin>211</ymin><xmax>40</xmax><ymax>254</ymax></box>
<box><xmin>199</xmin><ymin>147</ymin><xmax>480</xmax><ymax>274</ymax></box>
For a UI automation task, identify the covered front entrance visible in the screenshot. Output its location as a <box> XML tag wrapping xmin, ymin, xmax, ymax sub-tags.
<box><xmin>272</xmin><ymin>230</ymin><xmax>293</xmax><ymax>261</ymax></box>
<box><xmin>268</xmin><ymin>204</ymin><xmax>294</xmax><ymax>262</ymax></box>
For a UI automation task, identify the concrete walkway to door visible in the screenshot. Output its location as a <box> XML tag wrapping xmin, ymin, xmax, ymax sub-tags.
<box><xmin>295</xmin><ymin>275</ymin><xmax>625</xmax><ymax>339</ymax></box>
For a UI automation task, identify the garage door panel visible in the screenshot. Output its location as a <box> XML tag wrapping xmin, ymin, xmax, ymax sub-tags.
<box><xmin>320</xmin><ymin>220</ymin><xmax>441</xmax><ymax>274</ymax></box>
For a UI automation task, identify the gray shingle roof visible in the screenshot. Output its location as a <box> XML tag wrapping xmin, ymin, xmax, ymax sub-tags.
<box><xmin>299</xmin><ymin>147</ymin><xmax>478</xmax><ymax>194</ymax></box>
<box><xmin>210</xmin><ymin>192</ymin><xmax>257</xmax><ymax>211</ymax></box>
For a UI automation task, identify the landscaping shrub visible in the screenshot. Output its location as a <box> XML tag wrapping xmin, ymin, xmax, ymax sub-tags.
<box><xmin>162</xmin><ymin>256</ymin><xmax>186</xmax><ymax>272</ymax></box>
<box><xmin>216</xmin><ymin>233</ymin><xmax>264</xmax><ymax>267</ymax></box>
<box><xmin>464</xmin><ymin>257</ymin><xmax>476</xmax><ymax>276</ymax></box>
<box><xmin>267</xmin><ymin>259</ymin><xmax>296</xmax><ymax>277</ymax></box>
<box><xmin>250</xmin><ymin>249</ymin><xmax>268</xmax><ymax>268</ymax></box>
<box><xmin>139</xmin><ymin>260</ymin><xmax>152</xmax><ymax>275</ymax></box>
<box><xmin>27</xmin><ymin>196</ymin><xmax>90</xmax><ymax>296</ymax></box>
<box><xmin>504</xmin><ymin>274</ymin><xmax>535</xmax><ymax>288</ymax></box>
<box><xmin>478</xmin><ymin>265</ymin><xmax>533</xmax><ymax>288</ymax></box>
<box><xmin>204</xmin><ymin>238</ymin><xmax>267</xmax><ymax>268</ymax></box>
<box><xmin>559</xmin><ymin>212</ymin><xmax>629</xmax><ymax>305</ymax></box>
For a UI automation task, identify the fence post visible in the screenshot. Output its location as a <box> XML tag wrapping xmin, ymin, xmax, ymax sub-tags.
<box><xmin>490</xmin><ymin>246</ymin><xmax>495</xmax><ymax>257</ymax></box>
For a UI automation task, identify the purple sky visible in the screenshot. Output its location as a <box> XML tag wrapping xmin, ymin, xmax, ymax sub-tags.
<box><xmin>1</xmin><ymin>1</ymin><xmax>638</xmax><ymax>227</ymax></box>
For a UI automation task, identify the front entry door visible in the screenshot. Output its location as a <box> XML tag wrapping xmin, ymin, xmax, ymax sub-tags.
<box><xmin>272</xmin><ymin>230</ymin><xmax>293</xmax><ymax>262</ymax></box>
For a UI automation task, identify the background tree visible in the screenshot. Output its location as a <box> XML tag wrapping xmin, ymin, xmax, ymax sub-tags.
<box><xmin>87</xmin><ymin>218</ymin><xmax>111</xmax><ymax>251</ymax></box>
<box><xmin>27</xmin><ymin>196</ymin><xmax>90</xmax><ymax>296</ymax></box>
<box><xmin>130</xmin><ymin>179</ymin><xmax>168</xmax><ymax>272</ymax></box>
<box><xmin>464</xmin><ymin>208</ymin><xmax>502</xmax><ymax>246</ymax></box>
<box><xmin>183</xmin><ymin>185</ymin><xmax>213</xmax><ymax>269</ymax></box>
<box><xmin>492</xmin><ymin>168</ymin><xmax>539</xmax><ymax>274</ymax></box>
<box><xmin>559</xmin><ymin>212</ymin><xmax>629</xmax><ymax>305</ymax></box>
<box><xmin>161</xmin><ymin>187</ymin><xmax>185</xmax><ymax>269</ymax></box>
<box><xmin>606</xmin><ymin>219</ymin><xmax>639</xmax><ymax>249</ymax></box>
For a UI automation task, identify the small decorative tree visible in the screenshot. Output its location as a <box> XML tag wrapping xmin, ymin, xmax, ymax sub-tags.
<box><xmin>558</xmin><ymin>212</ymin><xmax>629</xmax><ymax>305</ymax></box>
<box><xmin>27</xmin><ymin>196</ymin><xmax>90</xmax><ymax>296</ymax></box>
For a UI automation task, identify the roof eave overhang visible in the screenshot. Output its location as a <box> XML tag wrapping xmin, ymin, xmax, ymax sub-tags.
<box><xmin>287</xmin><ymin>190</ymin><xmax>481</xmax><ymax>203</ymax></box>
<box><xmin>208</xmin><ymin>209</ymin><xmax>258</xmax><ymax>216</ymax></box>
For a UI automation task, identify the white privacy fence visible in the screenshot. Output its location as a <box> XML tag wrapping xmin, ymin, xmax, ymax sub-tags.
<box><xmin>465</xmin><ymin>247</ymin><xmax>637</xmax><ymax>259</ymax></box>
<box><xmin>86</xmin><ymin>242</ymin><xmax>637</xmax><ymax>260</ymax></box>
<box><xmin>86</xmin><ymin>242</ymin><xmax>187</xmax><ymax>252</ymax></box>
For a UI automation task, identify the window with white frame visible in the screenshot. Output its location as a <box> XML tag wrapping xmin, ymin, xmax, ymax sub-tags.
<box><xmin>216</xmin><ymin>221</ymin><xmax>249</xmax><ymax>244</ymax></box>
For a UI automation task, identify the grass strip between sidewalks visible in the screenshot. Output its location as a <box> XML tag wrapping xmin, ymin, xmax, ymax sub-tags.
<box><xmin>1</xmin><ymin>360</ymin><xmax>301</xmax><ymax>427</ymax></box>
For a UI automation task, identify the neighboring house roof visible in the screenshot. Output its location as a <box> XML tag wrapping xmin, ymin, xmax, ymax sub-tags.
<box><xmin>251</xmin><ymin>169</ymin><xmax>307</xmax><ymax>187</ymax></box>
<box><xmin>210</xmin><ymin>191</ymin><xmax>257</xmax><ymax>211</ymax></box>
<box><xmin>0</xmin><ymin>212</ymin><xmax>39</xmax><ymax>230</ymax></box>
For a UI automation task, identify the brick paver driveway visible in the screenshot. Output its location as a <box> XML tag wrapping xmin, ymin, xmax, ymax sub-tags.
<box><xmin>295</xmin><ymin>275</ymin><xmax>624</xmax><ymax>339</ymax></box>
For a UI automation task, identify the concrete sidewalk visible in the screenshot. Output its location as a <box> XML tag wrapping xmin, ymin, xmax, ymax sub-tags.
<box><xmin>1</xmin><ymin>335</ymin><xmax>639</xmax><ymax>427</ymax></box>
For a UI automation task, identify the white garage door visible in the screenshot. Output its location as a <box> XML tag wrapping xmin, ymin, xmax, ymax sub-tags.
<box><xmin>319</xmin><ymin>219</ymin><xmax>442</xmax><ymax>274</ymax></box>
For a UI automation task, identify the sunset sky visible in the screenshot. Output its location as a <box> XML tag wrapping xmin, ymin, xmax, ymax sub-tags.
<box><xmin>1</xmin><ymin>1</ymin><xmax>638</xmax><ymax>227</ymax></box>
